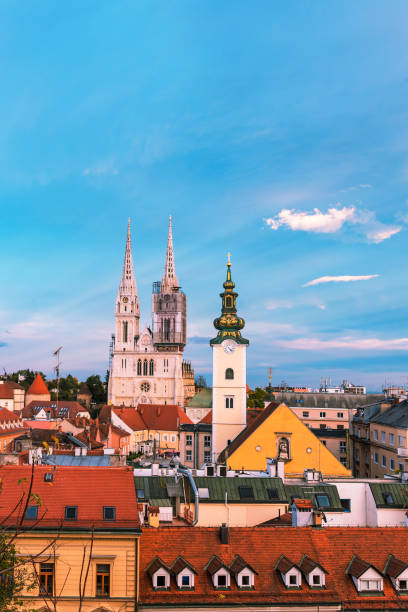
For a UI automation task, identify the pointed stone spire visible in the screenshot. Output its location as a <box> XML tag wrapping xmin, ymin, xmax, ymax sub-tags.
<box><xmin>161</xmin><ymin>215</ymin><xmax>179</xmax><ymax>292</ymax></box>
<box><xmin>117</xmin><ymin>219</ymin><xmax>139</xmax><ymax>315</ymax></box>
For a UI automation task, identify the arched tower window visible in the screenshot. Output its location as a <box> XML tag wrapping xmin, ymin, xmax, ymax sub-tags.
<box><xmin>164</xmin><ymin>318</ymin><xmax>171</xmax><ymax>341</ymax></box>
<box><xmin>137</xmin><ymin>359</ymin><xmax>142</xmax><ymax>376</ymax></box>
<box><xmin>123</xmin><ymin>321</ymin><xmax>128</xmax><ymax>343</ymax></box>
<box><xmin>225</xmin><ymin>296</ymin><xmax>232</xmax><ymax>308</ymax></box>
<box><xmin>225</xmin><ymin>368</ymin><xmax>234</xmax><ymax>380</ymax></box>
<box><xmin>149</xmin><ymin>359</ymin><xmax>154</xmax><ymax>376</ymax></box>
<box><xmin>143</xmin><ymin>359</ymin><xmax>148</xmax><ymax>376</ymax></box>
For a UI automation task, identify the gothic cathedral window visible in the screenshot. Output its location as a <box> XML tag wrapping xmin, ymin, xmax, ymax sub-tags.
<box><xmin>123</xmin><ymin>321</ymin><xmax>128</xmax><ymax>343</ymax></box>
<box><xmin>143</xmin><ymin>359</ymin><xmax>148</xmax><ymax>376</ymax></box>
<box><xmin>149</xmin><ymin>359</ymin><xmax>154</xmax><ymax>376</ymax></box>
<box><xmin>137</xmin><ymin>359</ymin><xmax>142</xmax><ymax>375</ymax></box>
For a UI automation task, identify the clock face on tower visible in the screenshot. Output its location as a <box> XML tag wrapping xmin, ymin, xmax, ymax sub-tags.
<box><xmin>222</xmin><ymin>339</ymin><xmax>237</xmax><ymax>354</ymax></box>
<box><xmin>122</xmin><ymin>297</ymin><xmax>128</xmax><ymax>303</ymax></box>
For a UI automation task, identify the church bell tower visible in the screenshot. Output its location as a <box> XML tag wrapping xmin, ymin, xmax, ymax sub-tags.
<box><xmin>210</xmin><ymin>255</ymin><xmax>249</xmax><ymax>462</ymax></box>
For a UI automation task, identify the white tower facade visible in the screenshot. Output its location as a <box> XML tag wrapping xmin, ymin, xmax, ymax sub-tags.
<box><xmin>108</xmin><ymin>218</ymin><xmax>186</xmax><ymax>407</ymax></box>
<box><xmin>211</xmin><ymin>258</ymin><xmax>249</xmax><ymax>462</ymax></box>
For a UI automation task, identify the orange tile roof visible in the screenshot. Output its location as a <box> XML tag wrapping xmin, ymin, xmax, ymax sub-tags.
<box><xmin>113</xmin><ymin>407</ymin><xmax>147</xmax><ymax>431</ymax></box>
<box><xmin>0</xmin><ymin>465</ymin><xmax>140</xmax><ymax>532</ymax></box>
<box><xmin>0</xmin><ymin>384</ymin><xmax>14</xmax><ymax>399</ymax></box>
<box><xmin>198</xmin><ymin>410</ymin><xmax>212</xmax><ymax>425</ymax></box>
<box><xmin>137</xmin><ymin>404</ymin><xmax>192</xmax><ymax>431</ymax></box>
<box><xmin>23</xmin><ymin>401</ymin><xmax>89</xmax><ymax>419</ymax></box>
<box><xmin>0</xmin><ymin>407</ymin><xmax>21</xmax><ymax>423</ymax></box>
<box><xmin>27</xmin><ymin>373</ymin><xmax>49</xmax><ymax>395</ymax></box>
<box><xmin>293</xmin><ymin>498</ymin><xmax>313</xmax><ymax>509</ymax></box>
<box><xmin>139</xmin><ymin>526</ymin><xmax>408</xmax><ymax>608</ymax></box>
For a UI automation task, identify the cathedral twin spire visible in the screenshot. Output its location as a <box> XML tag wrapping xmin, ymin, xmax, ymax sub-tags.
<box><xmin>161</xmin><ymin>215</ymin><xmax>179</xmax><ymax>293</ymax></box>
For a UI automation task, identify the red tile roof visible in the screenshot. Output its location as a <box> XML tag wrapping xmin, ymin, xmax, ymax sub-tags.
<box><xmin>113</xmin><ymin>407</ymin><xmax>148</xmax><ymax>431</ymax></box>
<box><xmin>293</xmin><ymin>498</ymin><xmax>313</xmax><ymax>509</ymax></box>
<box><xmin>23</xmin><ymin>401</ymin><xmax>89</xmax><ymax>419</ymax></box>
<box><xmin>137</xmin><ymin>404</ymin><xmax>192</xmax><ymax>431</ymax></box>
<box><xmin>139</xmin><ymin>526</ymin><xmax>408</xmax><ymax>608</ymax></box>
<box><xmin>198</xmin><ymin>410</ymin><xmax>212</xmax><ymax>425</ymax></box>
<box><xmin>27</xmin><ymin>373</ymin><xmax>49</xmax><ymax>395</ymax></box>
<box><xmin>0</xmin><ymin>407</ymin><xmax>22</xmax><ymax>423</ymax></box>
<box><xmin>0</xmin><ymin>465</ymin><xmax>140</xmax><ymax>532</ymax></box>
<box><xmin>0</xmin><ymin>384</ymin><xmax>14</xmax><ymax>399</ymax></box>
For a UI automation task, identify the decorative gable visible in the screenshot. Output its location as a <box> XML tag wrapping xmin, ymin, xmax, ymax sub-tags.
<box><xmin>384</xmin><ymin>554</ymin><xmax>408</xmax><ymax>593</ymax></box>
<box><xmin>346</xmin><ymin>555</ymin><xmax>383</xmax><ymax>593</ymax></box>
<box><xmin>146</xmin><ymin>556</ymin><xmax>171</xmax><ymax>590</ymax></box>
<box><xmin>205</xmin><ymin>555</ymin><xmax>231</xmax><ymax>589</ymax></box>
<box><xmin>229</xmin><ymin>554</ymin><xmax>257</xmax><ymax>589</ymax></box>
<box><xmin>171</xmin><ymin>556</ymin><xmax>197</xmax><ymax>589</ymax></box>
<box><xmin>299</xmin><ymin>554</ymin><xmax>327</xmax><ymax>588</ymax></box>
<box><xmin>275</xmin><ymin>555</ymin><xmax>302</xmax><ymax>589</ymax></box>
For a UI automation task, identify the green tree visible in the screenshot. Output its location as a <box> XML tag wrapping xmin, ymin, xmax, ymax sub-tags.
<box><xmin>247</xmin><ymin>387</ymin><xmax>267</xmax><ymax>409</ymax></box>
<box><xmin>0</xmin><ymin>534</ymin><xmax>35</xmax><ymax>611</ymax></box>
<box><xmin>48</xmin><ymin>374</ymin><xmax>79</xmax><ymax>401</ymax></box>
<box><xmin>86</xmin><ymin>375</ymin><xmax>106</xmax><ymax>404</ymax></box>
<box><xmin>194</xmin><ymin>375</ymin><xmax>208</xmax><ymax>389</ymax></box>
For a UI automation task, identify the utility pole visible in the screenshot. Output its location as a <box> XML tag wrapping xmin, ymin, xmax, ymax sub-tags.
<box><xmin>53</xmin><ymin>346</ymin><xmax>63</xmax><ymax>407</ymax></box>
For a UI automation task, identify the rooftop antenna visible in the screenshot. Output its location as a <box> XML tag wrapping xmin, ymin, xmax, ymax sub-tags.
<box><xmin>268</xmin><ymin>367</ymin><xmax>272</xmax><ymax>388</ymax></box>
<box><xmin>53</xmin><ymin>347</ymin><xmax>63</xmax><ymax>407</ymax></box>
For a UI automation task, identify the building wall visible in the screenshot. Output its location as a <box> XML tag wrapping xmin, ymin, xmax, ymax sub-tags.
<box><xmin>290</xmin><ymin>406</ymin><xmax>353</xmax><ymax>430</ymax></box>
<box><xmin>179</xmin><ymin>501</ymin><xmax>287</xmax><ymax>527</ymax></box>
<box><xmin>226</xmin><ymin>403</ymin><xmax>351</xmax><ymax>477</ymax></box>
<box><xmin>351</xmin><ymin>418</ymin><xmax>408</xmax><ymax>478</ymax></box>
<box><xmin>212</xmin><ymin>343</ymin><xmax>246</xmax><ymax>462</ymax></box>
<box><xmin>16</xmin><ymin>531</ymin><xmax>139</xmax><ymax>611</ymax></box>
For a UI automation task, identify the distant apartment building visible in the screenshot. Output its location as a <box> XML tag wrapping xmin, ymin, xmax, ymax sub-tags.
<box><xmin>351</xmin><ymin>399</ymin><xmax>408</xmax><ymax>478</ymax></box>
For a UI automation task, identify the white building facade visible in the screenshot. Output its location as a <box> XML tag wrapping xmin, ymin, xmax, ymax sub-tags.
<box><xmin>108</xmin><ymin>217</ymin><xmax>186</xmax><ymax>407</ymax></box>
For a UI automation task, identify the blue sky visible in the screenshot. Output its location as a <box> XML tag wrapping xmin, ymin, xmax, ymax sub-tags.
<box><xmin>1</xmin><ymin>1</ymin><xmax>408</xmax><ymax>390</ymax></box>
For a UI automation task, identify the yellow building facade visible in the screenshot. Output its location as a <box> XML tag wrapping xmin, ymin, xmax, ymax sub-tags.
<box><xmin>223</xmin><ymin>402</ymin><xmax>351</xmax><ymax>478</ymax></box>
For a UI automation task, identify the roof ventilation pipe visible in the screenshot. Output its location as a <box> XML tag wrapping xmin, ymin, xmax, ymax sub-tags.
<box><xmin>177</xmin><ymin>466</ymin><xmax>199</xmax><ymax>526</ymax></box>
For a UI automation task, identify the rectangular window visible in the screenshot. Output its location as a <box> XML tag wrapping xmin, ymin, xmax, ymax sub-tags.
<box><xmin>217</xmin><ymin>574</ymin><xmax>227</xmax><ymax>587</ymax></box>
<box><xmin>398</xmin><ymin>435</ymin><xmax>404</xmax><ymax>446</ymax></box>
<box><xmin>389</xmin><ymin>433</ymin><xmax>394</xmax><ymax>445</ymax></box>
<box><xmin>225</xmin><ymin>396</ymin><xmax>234</xmax><ymax>409</ymax></box>
<box><xmin>390</xmin><ymin>458</ymin><xmax>395</xmax><ymax>470</ymax></box>
<box><xmin>39</xmin><ymin>563</ymin><xmax>54</xmax><ymax>595</ymax></box>
<box><xmin>204</xmin><ymin>435</ymin><xmax>211</xmax><ymax>447</ymax></box>
<box><xmin>163</xmin><ymin>434</ymin><xmax>168</xmax><ymax>442</ymax></box>
<box><xmin>171</xmin><ymin>434</ymin><xmax>176</xmax><ymax>442</ymax></box>
<box><xmin>241</xmin><ymin>574</ymin><xmax>250</xmax><ymax>586</ymax></box>
<box><xmin>337</xmin><ymin>424</ymin><xmax>344</xmax><ymax>429</ymax></box>
<box><xmin>186</xmin><ymin>450</ymin><xmax>192</xmax><ymax>461</ymax></box>
<box><xmin>312</xmin><ymin>574</ymin><xmax>321</xmax><ymax>585</ymax></box>
<box><xmin>156</xmin><ymin>574</ymin><xmax>166</xmax><ymax>588</ymax></box>
<box><xmin>136</xmin><ymin>489</ymin><xmax>145</xmax><ymax>499</ymax></box>
<box><xmin>186</xmin><ymin>435</ymin><xmax>192</xmax><ymax>446</ymax></box>
<box><xmin>381</xmin><ymin>455</ymin><xmax>386</xmax><ymax>467</ymax></box>
<box><xmin>96</xmin><ymin>564</ymin><xmax>110</xmax><ymax>597</ymax></box>
<box><xmin>340</xmin><ymin>441</ymin><xmax>347</xmax><ymax>451</ymax></box>
<box><xmin>337</xmin><ymin>412</ymin><xmax>343</xmax><ymax>418</ymax></box>
<box><xmin>302</xmin><ymin>411</ymin><xmax>309</xmax><ymax>417</ymax></box>
<box><xmin>373</xmin><ymin>429</ymin><xmax>378</xmax><ymax>441</ymax></box>
<box><xmin>65</xmin><ymin>506</ymin><xmax>77</xmax><ymax>521</ymax></box>
<box><xmin>25</xmin><ymin>505</ymin><xmax>38</xmax><ymax>520</ymax></box>
<box><xmin>399</xmin><ymin>462</ymin><xmax>404</xmax><ymax>472</ymax></box>
<box><xmin>374</xmin><ymin>452</ymin><xmax>379</xmax><ymax>464</ymax></box>
<box><xmin>340</xmin><ymin>457</ymin><xmax>347</xmax><ymax>466</ymax></box>
<box><xmin>267</xmin><ymin>488</ymin><xmax>279</xmax><ymax>500</ymax></box>
<box><xmin>238</xmin><ymin>486</ymin><xmax>254</xmax><ymax>499</ymax></box>
<box><xmin>103</xmin><ymin>506</ymin><xmax>116</xmax><ymax>521</ymax></box>
<box><xmin>181</xmin><ymin>575</ymin><xmax>190</xmax><ymax>586</ymax></box>
<box><xmin>399</xmin><ymin>579</ymin><xmax>407</xmax><ymax>590</ymax></box>
<box><xmin>320</xmin><ymin>424</ymin><xmax>326</xmax><ymax>429</ymax></box>
<box><xmin>360</xmin><ymin>579</ymin><xmax>381</xmax><ymax>591</ymax></box>
<box><xmin>381</xmin><ymin>431</ymin><xmax>386</xmax><ymax>443</ymax></box>
<box><xmin>320</xmin><ymin>412</ymin><xmax>326</xmax><ymax>418</ymax></box>
<box><xmin>315</xmin><ymin>494</ymin><xmax>330</xmax><ymax>508</ymax></box>
<box><xmin>340</xmin><ymin>498</ymin><xmax>351</xmax><ymax>512</ymax></box>
<box><xmin>289</xmin><ymin>574</ymin><xmax>297</xmax><ymax>585</ymax></box>
<box><xmin>204</xmin><ymin>450</ymin><xmax>210</xmax><ymax>462</ymax></box>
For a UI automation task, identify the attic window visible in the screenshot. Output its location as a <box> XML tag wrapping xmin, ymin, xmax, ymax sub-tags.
<box><xmin>267</xmin><ymin>488</ymin><xmax>279</xmax><ymax>500</ymax></box>
<box><xmin>315</xmin><ymin>494</ymin><xmax>330</xmax><ymax>508</ymax></box>
<box><xmin>44</xmin><ymin>473</ymin><xmax>53</xmax><ymax>482</ymax></box>
<box><xmin>383</xmin><ymin>492</ymin><xmax>394</xmax><ymax>505</ymax></box>
<box><xmin>238</xmin><ymin>486</ymin><xmax>254</xmax><ymax>500</ymax></box>
<box><xmin>136</xmin><ymin>489</ymin><xmax>145</xmax><ymax>499</ymax></box>
<box><xmin>103</xmin><ymin>506</ymin><xmax>116</xmax><ymax>521</ymax></box>
<box><xmin>65</xmin><ymin>506</ymin><xmax>77</xmax><ymax>521</ymax></box>
<box><xmin>25</xmin><ymin>505</ymin><xmax>38</xmax><ymax>520</ymax></box>
<box><xmin>217</xmin><ymin>574</ymin><xmax>227</xmax><ymax>587</ymax></box>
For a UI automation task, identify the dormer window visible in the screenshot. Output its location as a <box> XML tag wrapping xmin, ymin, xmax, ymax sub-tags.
<box><xmin>299</xmin><ymin>555</ymin><xmax>327</xmax><ymax>589</ymax></box>
<box><xmin>146</xmin><ymin>557</ymin><xmax>171</xmax><ymax>590</ymax></box>
<box><xmin>171</xmin><ymin>556</ymin><xmax>197</xmax><ymax>590</ymax></box>
<box><xmin>65</xmin><ymin>506</ymin><xmax>77</xmax><ymax>521</ymax></box>
<box><xmin>229</xmin><ymin>555</ymin><xmax>257</xmax><ymax>589</ymax></box>
<box><xmin>275</xmin><ymin>555</ymin><xmax>301</xmax><ymax>589</ymax></box>
<box><xmin>384</xmin><ymin>554</ymin><xmax>408</xmax><ymax>593</ymax></box>
<box><xmin>205</xmin><ymin>556</ymin><xmax>231</xmax><ymax>589</ymax></box>
<box><xmin>347</xmin><ymin>555</ymin><xmax>384</xmax><ymax>594</ymax></box>
<box><xmin>25</xmin><ymin>505</ymin><xmax>38</xmax><ymax>520</ymax></box>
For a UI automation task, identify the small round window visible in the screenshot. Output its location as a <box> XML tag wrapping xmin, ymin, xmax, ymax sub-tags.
<box><xmin>140</xmin><ymin>382</ymin><xmax>150</xmax><ymax>392</ymax></box>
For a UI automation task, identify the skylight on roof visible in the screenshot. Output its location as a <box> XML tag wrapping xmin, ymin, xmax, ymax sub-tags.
<box><xmin>238</xmin><ymin>486</ymin><xmax>254</xmax><ymax>500</ymax></box>
<box><xmin>314</xmin><ymin>493</ymin><xmax>330</xmax><ymax>508</ymax></box>
<box><xmin>267</xmin><ymin>488</ymin><xmax>279</xmax><ymax>500</ymax></box>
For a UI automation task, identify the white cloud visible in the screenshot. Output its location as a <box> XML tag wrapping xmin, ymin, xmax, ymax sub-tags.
<box><xmin>83</xmin><ymin>160</ymin><xmax>119</xmax><ymax>176</ymax></box>
<box><xmin>339</xmin><ymin>184</ymin><xmax>372</xmax><ymax>193</ymax></box>
<box><xmin>366</xmin><ymin>226</ymin><xmax>401</xmax><ymax>243</ymax></box>
<box><xmin>303</xmin><ymin>274</ymin><xmax>379</xmax><ymax>287</ymax></box>
<box><xmin>278</xmin><ymin>336</ymin><xmax>408</xmax><ymax>351</ymax></box>
<box><xmin>265</xmin><ymin>205</ymin><xmax>355</xmax><ymax>233</ymax></box>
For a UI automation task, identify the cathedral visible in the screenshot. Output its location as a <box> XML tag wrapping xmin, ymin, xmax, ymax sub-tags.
<box><xmin>107</xmin><ymin>217</ymin><xmax>191</xmax><ymax>407</ymax></box>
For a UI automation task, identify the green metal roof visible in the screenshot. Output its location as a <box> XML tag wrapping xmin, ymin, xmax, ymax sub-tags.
<box><xmin>134</xmin><ymin>475</ymin><xmax>287</xmax><ymax>504</ymax></box>
<box><xmin>369</xmin><ymin>482</ymin><xmax>408</xmax><ymax>508</ymax></box>
<box><xmin>284</xmin><ymin>483</ymin><xmax>343</xmax><ymax>512</ymax></box>
<box><xmin>187</xmin><ymin>388</ymin><xmax>212</xmax><ymax>408</ymax></box>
